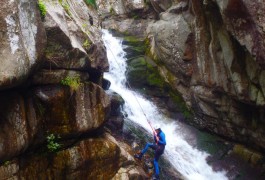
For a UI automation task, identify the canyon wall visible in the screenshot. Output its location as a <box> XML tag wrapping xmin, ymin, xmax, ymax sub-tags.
<box><xmin>0</xmin><ymin>0</ymin><xmax>146</xmax><ymax>178</ymax></box>
<box><xmin>98</xmin><ymin>0</ymin><xmax>265</xmax><ymax>152</ymax></box>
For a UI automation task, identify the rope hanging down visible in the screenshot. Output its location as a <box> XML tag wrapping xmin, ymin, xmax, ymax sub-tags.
<box><xmin>104</xmin><ymin>33</ymin><xmax>159</xmax><ymax>141</ymax></box>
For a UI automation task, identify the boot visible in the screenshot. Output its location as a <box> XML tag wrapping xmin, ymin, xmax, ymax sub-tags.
<box><xmin>152</xmin><ymin>174</ymin><xmax>160</xmax><ymax>180</ymax></box>
<box><xmin>134</xmin><ymin>153</ymin><xmax>143</xmax><ymax>160</ymax></box>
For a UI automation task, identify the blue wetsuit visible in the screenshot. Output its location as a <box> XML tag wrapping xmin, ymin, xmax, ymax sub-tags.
<box><xmin>141</xmin><ymin>129</ymin><xmax>166</xmax><ymax>177</ymax></box>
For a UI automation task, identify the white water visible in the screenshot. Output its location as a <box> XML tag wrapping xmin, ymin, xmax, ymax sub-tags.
<box><xmin>102</xmin><ymin>30</ymin><xmax>228</xmax><ymax>180</ymax></box>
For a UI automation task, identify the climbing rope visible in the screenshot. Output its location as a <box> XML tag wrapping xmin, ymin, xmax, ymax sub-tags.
<box><xmin>104</xmin><ymin>32</ymin><xmax>159</xmax><ymax>140</ymax></box>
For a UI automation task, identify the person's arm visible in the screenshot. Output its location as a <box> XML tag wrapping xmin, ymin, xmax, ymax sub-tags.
<box><xmin>153</xmin><ymin>131</ymin><xmax>159</xmax><ymax>144</ymax></box>
<box><xmin>157</xmin><ymin>132</ymin><xmax>166</xmax><ymax>145</ymax></box>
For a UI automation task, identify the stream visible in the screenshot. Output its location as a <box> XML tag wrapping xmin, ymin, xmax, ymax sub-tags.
<box><xmin>102</xmin><ymin>29</ymin><xmax>228</xmax><ymax>180</ymax></box>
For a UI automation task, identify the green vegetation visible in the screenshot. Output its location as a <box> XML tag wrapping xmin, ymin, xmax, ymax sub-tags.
<box><xmin>46</xmin><ymin>133</ymin><xmax>61</xmax><ymax>152</ymax></box>
<box><xmin>84</xmin><ymin>0</ymin><xmax>97</xmax><ymax>9</ymax></box>
<box><xmin>83</xmin><ymin>39</ymin><xmax>91</xmax><ymax>50</ymax></box>
<box><xmin>196</xmin><ymin>131</ymin><xmax>229</xmax><ymax>158</ymax></box>
<box><xmin>123</xmin><ymin>32</ymin><xmax>193</xmax><ymax>121</ymax></box>
<box><xmin>61</xmin><ymin>76</ymin><xmax>82</xmax><ymax>91</ymax></box>
<box><xmin>109</xmin><ymin>6</ymin><xmax>115</xmax><ymax>15</ymax></box>
<box><xmin>38</xmin><ymin>0</ymin><xmax>47</xmax><ymax>19</ymax></box>
<box><xmin>3</xmin><ymin>160</ymin><xmax>10</xmax><ymax>166</ymax></box>
<box><xmin>169</xmin><ymin>91</ymin><xmax>193</xmax><ymax>119</ymax></box>
<box><xmin>59</xmin><ymin>0</ymin><xmax>71</xmax><ymax>17</ymax></box>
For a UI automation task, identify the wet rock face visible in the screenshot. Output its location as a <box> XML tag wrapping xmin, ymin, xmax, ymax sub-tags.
<box><xmin>33</xmin><ymin>82</ymin><xmax>111</xmax><ymax>135</ymax></box>
<box><xmin>216</xmin><ymin>0</ymin><xmax>265</xmax><ymax>68</ymax></box>
<box><xmin>0</xmin><ymin>82</ymin><xmax>110</xmax><ymax>162</ymax></box>
<box><xmin>147</xmin><ymin>2</ymin><xmax>192</xmax><ymax>84</ymax></box>
<box><xmin>0</xmin><ymin>0</ymin><xmax>46</xmax><ymax>89</ymax></box>
<box><xmin>0</xmin><ymin>134</ymin><xmax>147</xmax><ymax>179</ymax></box>
<box><xmin>146</xmin><ymin>0</ymin><xmax>265</xmax><ymax>150</ymax></box>
<box><xmin>0</xmin><ymin>0</ymin><xmax>147</xmax><ymax>179</ymax></box>
<box><xmin>0</xmin><ymin>135</ymin><xmax>146</xmax><ymax>179</ymax></box>
<box><xmin>0</xmin><ymin>93</ymin><xmax>30</xmax><ymax>162</ymax></box>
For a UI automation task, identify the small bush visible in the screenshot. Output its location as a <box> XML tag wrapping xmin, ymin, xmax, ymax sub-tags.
<box><xmin>47</xmin><ymin>134</ymin><xmax>61</xmax><ymax>152</ymax></box>
<box><xmin>38</xmin><ymin>0</ymin><xmax>47</xmax><ymax>19</ymax></box>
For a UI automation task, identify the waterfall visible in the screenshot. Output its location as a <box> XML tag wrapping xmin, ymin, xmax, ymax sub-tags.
<box><xmin>102</xmin><ymin>30</ymin><xmax>228</xmax><ymax>180</ymax></box>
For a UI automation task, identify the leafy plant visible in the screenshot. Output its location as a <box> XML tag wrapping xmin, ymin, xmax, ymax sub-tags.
<box><xmin>61</xmin><ymin>76</ymin><xmax>81</xmax><ymax>91</ymax></box>
<box><xmin>46</xmin><ymin>133</ymin><xmax>61</xmax><ymax>152</ymax></box>
<box><xmin>38</xmin><ymin>0</ymin><xmax>47</xmax><ymax>19</ymax></box>
<box><xmin>84</xmin><ymin>0</ymin><xmax>97</xmax><ymax>9</ymax></box>
<box><xmin>83</xmin><ymin>39</ymin><xmax>91</xmax><ymax>49</ymax></box>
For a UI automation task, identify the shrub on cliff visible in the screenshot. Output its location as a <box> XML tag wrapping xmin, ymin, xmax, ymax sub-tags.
<box><xmin>37</xmin><ymin>0</ymin><xmax>47</xmax><ymax>19</ymax></box>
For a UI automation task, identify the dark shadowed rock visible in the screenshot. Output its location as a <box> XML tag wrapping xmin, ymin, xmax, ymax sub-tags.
<box><xmin>31</xmin><ymin>69</ymin><xmax>89</xmax><ymax>85</ymax></box>
<box><xmin>0</xmin><ymin>82</ymin><xmax>110</xmax><ymax>162</ymax></box>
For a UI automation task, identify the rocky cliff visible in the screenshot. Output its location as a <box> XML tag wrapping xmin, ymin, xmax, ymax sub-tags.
<box><xmin>98</xmin><ymin>0</ymin><xmax>265</xmax><ymax>153</ymax></box>
<box><xmin>0</xmin><ymin>0</ymin><xmax>147</xmax><ymax>179</ymax></box>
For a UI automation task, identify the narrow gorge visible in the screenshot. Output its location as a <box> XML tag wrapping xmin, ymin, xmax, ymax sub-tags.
<box><xmin>0</xmin><ymin>0</ymin><xmax>264</xmax><ymax>179</ymax></box>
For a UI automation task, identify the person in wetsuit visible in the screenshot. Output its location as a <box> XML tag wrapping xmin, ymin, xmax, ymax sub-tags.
<box><xmin>134</xmin><ymin>127</ymin><xmax>166</xmax><ymax>180</ymax></box>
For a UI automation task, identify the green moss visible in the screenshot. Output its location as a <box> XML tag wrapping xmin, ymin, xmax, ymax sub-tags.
<box><xmin>61</xmin><ymin>76</ymin><xmax>81</xmax><ymax>91</ymax></box>
<box><xmin>123</xmin><ymin>32</ymin><xmax>193</xmax><ymax>120</ymax></box>
<box><xmin>109</xmin><ymin>6</ymin><xmax>115</xmax><ymax>15</ymax></box>
<box><xmin>196</xmin><ymin>132</ymin><xmax>227</xmax><ymax>155</ymax></box>
<box><xmin>147</xmin><ymin>72</ymin><xmax>164</xmax><ymax>87</ymax></box>
<box><xmin>169</xmin><ymin>91</ymin><xmax>193</xmax><ymax>119</ymax></box>
<box><xmin>83</xmin><ymin>39</ymin><xmax>91</xmax><ymax>50</ymax></box>
<box><xmin>38</xmin><ymin>0</ymin><xmax>47</xmax><ymax>19</ymax></box>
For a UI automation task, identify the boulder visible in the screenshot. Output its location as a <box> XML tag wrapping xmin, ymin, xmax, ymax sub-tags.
<box><xmin>42</xmin><ymin>0</ymin><xmax>108</xmax><ymax>72</ymax></box>
<box><xmin>32</xmin><ymin>82</ymin><xmax>111</xmax><ymax>136</ymax></box>
<box><xmin>0</xmin><ymin>93</ymin><xmax>32</xmax><ymax>162</ymax></box>
<box><xmin>0</xmin><ymin>0</ymin><xmax>46</xmax><ymax>89</ymax></box>
<box><xmin>0</xmin><ymin>134</ymin><xmax>147</xmax><ymax>179</ymax></box>
<box><xmin>0</xmin><ymin>82</ymin><xmax>110</xmax><ymax>162</ymax></box>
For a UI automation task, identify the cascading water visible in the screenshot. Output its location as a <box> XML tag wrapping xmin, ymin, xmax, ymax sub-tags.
<box><xmin>102</xmin><ymin>30</ymin><xmax>228</xmax><ymax>180</ymax></box>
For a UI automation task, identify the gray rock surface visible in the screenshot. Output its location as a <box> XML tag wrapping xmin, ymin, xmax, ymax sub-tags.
<box><xmin>0</xmin><ymin>0</ymin><xmax>46</xmax><ymax>89</ymax></box>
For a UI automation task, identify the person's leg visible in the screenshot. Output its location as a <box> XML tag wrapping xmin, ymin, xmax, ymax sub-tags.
<box><xmin>135</xmin><ymin>142</ymin><xmax>154</xmax><ymax>160</ymax></box>
<box><xmin>153</xmin><ymin>154</ymin><xmax>160</xmax><ymax>178</ymax></box>
<box><xmin>141</xmin><ymin>143</ymin><xmax>154</xmax><ymax>154</ymax></box>
<box><xmin>153</xmin><ymin>146</ymin><xmax>164</xmax><ymax>178</ymax></box>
